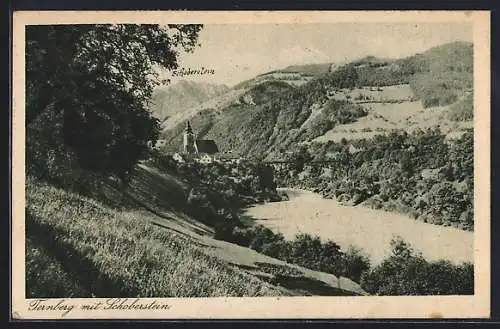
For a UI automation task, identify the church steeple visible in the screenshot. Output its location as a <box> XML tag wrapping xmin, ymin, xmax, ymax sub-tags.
<box><xmin>186</xmin><ymin>121</ymin><xmax>193</xmax><ymax>134</ymax></box>
<box><xmin>183</xmin><ymin>121</ymin><xmax>198</xmax><ymax>154</ymax></box>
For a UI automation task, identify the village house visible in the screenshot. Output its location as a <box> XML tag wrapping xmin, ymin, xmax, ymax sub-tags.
<box><xmin>197</xmin><ymin>154</ymin><xmax>214</xmax><ymax>164</ymax></box>
<box><xmin>147</xmin><ymin>139</ymin><xmax>167</xmax><ymax>150</ymax></box>
<box><xmin>214</xmin><ymin>152</ymin><xmax>242</xmax><ymax>164</ymax></box>
<box><xmin>172</xmin><ymin>152</ymin><xmax>185</xmax><ymax>163</ymax></box>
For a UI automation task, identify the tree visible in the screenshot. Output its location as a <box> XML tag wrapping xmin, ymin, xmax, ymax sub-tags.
<box><xmin>361</xmin><ymin>237</ymin><xmax>473</xmax><ymax>295</ymax></box>
<box><xmin>341</xmin><ymin>246</ymin><xmax>371</xmax><ymax>283</ymax></box>
<box><xmin>254</xmin><ymin>163</ymin><xmax>277</xmax><ymax>191</ymax></box>
<box><xmin>449</xmin><ymin>130</ymin><xmax>474</xmax><ymax>181</ymax></box>
<box><xmin>290</xmin><ymin>146</ymin><xmax>313</xmax><ymax>174</ymax></box>
<box><xmin>26</xmin><ymin>24</ymin><xmax>202</xmax><ymax>183</ymax></box>
<box><xmin>409</xmin><ymin>127</ymin><xmax>449</xmax><ymax>169</ymax></box>
<box><xmin>426</xmin><ymin>181</ymin><xmax>465</xmax><ymax>223</ymax></box>
<box><xmin>287</xmin><ymin>233</ymin><xmax>324</xmax><ymax>269</ymax></box>
<box><xmin>398</xmin><ymin>151</ymin><xmax>414</xmax><ymax>177</ymax></box>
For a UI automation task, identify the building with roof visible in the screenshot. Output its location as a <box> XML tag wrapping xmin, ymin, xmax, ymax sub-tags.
<box><xmin>182</xmin><ymin>121</ymin><xmax>220</xmax><ymax>163</ymax></box>
<box><xmin>195</xmin><ymin>139</ymin><xmax>219</xmax><ymax>155</ymax></box>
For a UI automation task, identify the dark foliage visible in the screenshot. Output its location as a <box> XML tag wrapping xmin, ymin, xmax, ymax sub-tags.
<box><xmin>361</xmin><ymin>237</ymin><xmax>473</xmax><ymax>295</ymax></box>
<box><xmin>277</xmin><ymin>128</ymin><xmax>474</xmax><ymax>231</ymax></box>
<box><xmin>26</xmin><ymin>24</ymin><xmax>202</xmax><ymax>186</ymax></box>
<box><xmin>227</xmin><ymin>225</ymin><xmax>370</xmax><ymax>283</ymax></box>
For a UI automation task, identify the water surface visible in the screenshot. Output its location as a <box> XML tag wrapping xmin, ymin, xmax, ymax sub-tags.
<box><xmin>246</xmin><ymin>188</ymin><xmax>474</xmax><ymax>265</ymax></box>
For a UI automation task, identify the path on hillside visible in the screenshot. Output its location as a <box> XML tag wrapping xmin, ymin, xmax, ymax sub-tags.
<box><xmin>246</xmin><ymin>188</ymin><xmax>474</xmax><ymax>265</ymax></box>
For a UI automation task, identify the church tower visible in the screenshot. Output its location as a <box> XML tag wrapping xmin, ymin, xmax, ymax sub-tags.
<box><xmin>183</xmin><ymin>121</ymin><xmax>198</xmax><ymax>155</ymax></box>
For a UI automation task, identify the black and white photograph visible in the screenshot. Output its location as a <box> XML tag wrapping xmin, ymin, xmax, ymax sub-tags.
<box><xmin>12</xmin><ymin>11</ymin><xmax>490</xmax><ymax>319</ymax></box>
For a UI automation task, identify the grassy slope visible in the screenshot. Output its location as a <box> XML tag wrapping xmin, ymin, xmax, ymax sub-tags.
<box><xmin>26</xmin><ymin>179</ymin><xmax>283</xmax><ymax>297</ymax></box>
<box><xmin>26</xmin><ymin>164</ymin><xmax>366</xmax><ymax>298</ymax></box>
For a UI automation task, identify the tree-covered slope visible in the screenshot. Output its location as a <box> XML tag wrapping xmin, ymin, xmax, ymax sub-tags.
<box><xmin>160</xmin><ymin>41</ymin><xmax>473</xmax><ymax>159</ymax></box>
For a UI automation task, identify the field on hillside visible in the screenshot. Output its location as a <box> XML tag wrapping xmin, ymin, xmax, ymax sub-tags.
<box><xmin>161</xmin><ymin>87</ymin><xmax>247</xmax><ymax>131</ymax></box>
<box><xmin>311</xmin><ymin>84</ymin><xmax>472</xmax><ymax>143</ymax></box>
<box><xmin>330</xmin><ymin>84</ymin><xmax>417</xmax><ymax>103</ymax></box>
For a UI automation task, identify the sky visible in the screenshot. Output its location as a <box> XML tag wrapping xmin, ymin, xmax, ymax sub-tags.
<box><xmin>160</xmin><ymin>22</ymin><xmax>473</xmax><ymax>87</ymax></box>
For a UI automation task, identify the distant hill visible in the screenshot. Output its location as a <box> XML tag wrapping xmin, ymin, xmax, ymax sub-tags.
<box><xmin>162</xmin><ymin>74</ymin><xmax>301</xmax><ymax>131</ymax></box>
<box><xmin>160</xmin><ymin>41</ymin><xmax>474</xmax><ymax>159</ymax></box>
<box><xmin>160</xmin><ymin>62</ymin><xmax>346</xmax><ymax>131</ymax></box>
<box><xmin>149</xmin><ymin>80</ymin><xmax>229</xmax><ymax>121</ymax></box>
<box><xmin>271</xmin><ymin>63</ymin><xmax>334</xmax><ymax>76</ymax></box>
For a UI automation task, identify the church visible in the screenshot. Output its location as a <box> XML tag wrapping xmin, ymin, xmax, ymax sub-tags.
<box><xmin>181</xmin><ymin>121</ymin><xmax>219</xmax><ymax>163</ymax></box>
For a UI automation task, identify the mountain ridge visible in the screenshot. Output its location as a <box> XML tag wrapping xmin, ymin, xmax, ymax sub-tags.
<box><xmin>149</xmin><ymin>80</ymin><xmax>229</xmax><ymax>122</ymax></box>
<box><xmin>160</xmin><ymin>41</ymin><xmax>473</xmax><ymax>159</ymax></box>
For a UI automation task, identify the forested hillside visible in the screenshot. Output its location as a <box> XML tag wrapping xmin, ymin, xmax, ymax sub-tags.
<box><xmin>160</xmin><ymin>41</ymin><xmax>473</xmax><ymax>159</ymax></box>
<box><xmin>278</xmin><ymin>128</ymin><xmax>474</xmax><ymax>231</ymax></box>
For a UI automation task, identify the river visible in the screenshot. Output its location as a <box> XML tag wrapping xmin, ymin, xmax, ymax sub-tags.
<box><xmin>245</xmin><ymin>188</ymin><xmax>473</xmax><ymax>265</ymax></box>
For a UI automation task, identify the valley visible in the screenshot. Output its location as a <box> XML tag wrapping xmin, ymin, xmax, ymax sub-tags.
<box><xmin>25</xmin><ymin>25</ymin><xmax>476</xmax><ymax>300</ymax></box>
<box><xmin>146</xmin><ymin>40</ymin><xmax>476</xmax><ymax>296</ymax></box>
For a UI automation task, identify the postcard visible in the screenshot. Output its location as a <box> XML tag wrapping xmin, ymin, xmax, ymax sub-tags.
<box><xmin>11</xmin><ymin>10</ymin><xmax>490</xmax><ymax>319</ymax></box>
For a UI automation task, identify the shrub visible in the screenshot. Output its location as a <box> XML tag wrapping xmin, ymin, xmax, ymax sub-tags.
<box><xmin>361</xmin><ymin>237</ymin><xmax>473</xmax><ymax>295</ymax></box>
<box><xmin>219</xmin><ymin>225</ymin><xmax>366</xmax><ymax>282</ymax></box>
<box><xmin>363</xmin><ymin>195</ymin><xmax>384</xmax><ymax>209</ymax></box>
<box><xmin>260</xmin><ymin>240</ymin><xmax>291</xmax><ymax>259</ymax></box>
<box><xmin>459</xmin><ymin>208</ymin><xmax>474</xmax><ymax>231</ymax></box>
<box><xmin>230</xmin><ymin>227</ymin><xmax>254</xmax><ymax>247</ymax></box>
<box><xmin>340</xmin><ymin>246</ymin><xmax>371</xmax><ymax>283</ymax></box>
<box><xmin>249</xmin><ymin>226</ymin><xmax>283</xmax><ymax>251</ymax></box>
<box><xmin>213</xmin><ymin>217</ymin><xmax>236</xmax><ymax>241</ymax></box>
<box><xmin>278</xmin><ymin>190</ymin><xmax>290</xmax><ymax>201</ymax></box>
<box><xmin>279</xmin><ymin>234</ymin><xmax>345</xmax><ymax>276</ymax></box>
<box><xmin>425</xmin><ymin>181</ymin><xmax>466</xmax><ymax>223</ymax></box>
<box><xmin>448</xmin><ymin>94</ymin><xmax>473</xmax><ymax>121</ymax></box>
<box><xmin>449</xmin><ymin>131</ymin><xmax>474</xmax><ymax>181</ymax></box>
